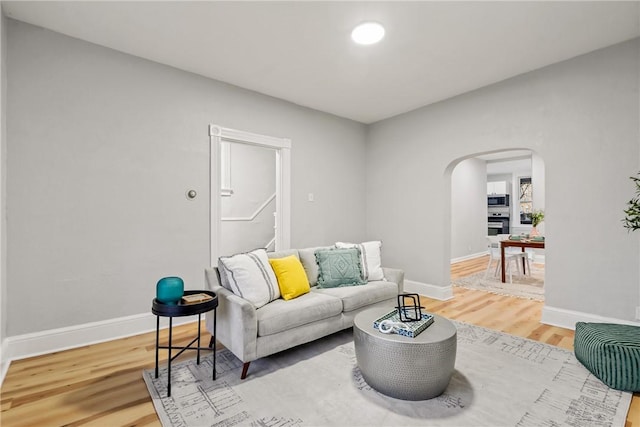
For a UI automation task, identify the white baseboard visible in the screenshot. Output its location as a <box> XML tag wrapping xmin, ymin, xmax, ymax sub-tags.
<box><xmin>450</xmin><ymin>251</ymin><xmax>487</xmax><ymax>264</ymax></box>
<box><xmin>4</xmin><ymin>312</ymin><xmax>199</xmax><ymax>363</ymax></box>
<box><xmin>541</xmin><ymin>305</ymin><xmax>640</xmax><ymax>330</ymax></box>
<box><xmin>405</xmin><ymin>280</ymin><xmax>454</xmax><ymax>301</ymax></box>
<box><xmin>0</xmin><ymin>338</ymin><xmax>8</xmax><ymax>386</ymax></box>
<box><xmin>450</xmin><ymin>251</ymin><xmax>546</xmax><ymax>265</ymax></box>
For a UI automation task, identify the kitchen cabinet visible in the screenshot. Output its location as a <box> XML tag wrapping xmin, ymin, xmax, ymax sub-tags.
<box><xmin>487</xmin><ymin>181</ymin><xmax>507</xmax><ymax>195</ymax></box>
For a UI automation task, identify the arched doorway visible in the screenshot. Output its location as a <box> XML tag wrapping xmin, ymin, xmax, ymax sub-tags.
<box><xmin>447</xmin><ymin>149</ymin><xmax>545</xmax><ymax>300</ymax></box>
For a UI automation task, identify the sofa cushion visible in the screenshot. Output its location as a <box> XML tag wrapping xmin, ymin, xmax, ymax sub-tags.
<box><xmin>315</xmin><ymin>247</ymin><xmax>366</xmax><ymax>288</ymax></box>
<box><xmin>256</xmin><ymin>292</ymin><xmax>343</xmax><ymax>336</ymax></box>
<box><xmin>269</xmin><ymin>255</ymin><xmax>310</xmax><ymax>300</ymax></box>
<box><xmin>298</xmin><ymin>246</ymin><xmax>332</xmax><ymax>286</ymax></box>
<box><xmin>335</xmin><ymin>241</ymin><xmax>385</xmax><ymax>281</ymax></box>
<box><xmin>312</xmin><ymin>280</ymin><xmax>398</xmax><ymax>312</ymax></box>
<box><xmin>218</xmin><ymin>248</ymin><xmax>280</xmax><ymax>309</ymax></box>
<box><xmin>267</xmin><ymin>249</ymin><xmax>300</xmax><ymax>260</ymax></box>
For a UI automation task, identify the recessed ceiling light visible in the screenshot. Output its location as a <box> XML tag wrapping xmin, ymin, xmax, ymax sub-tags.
<box><xmin>351</xmin><ymin>22</ymin><xmax>385</xmax><ymax>45</ymax></box>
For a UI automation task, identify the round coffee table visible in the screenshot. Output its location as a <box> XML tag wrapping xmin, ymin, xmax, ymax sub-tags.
<box><xmin>353</xmin><ymin>306</ymin><xmax>457</xmax><ymax>400</ymax></box>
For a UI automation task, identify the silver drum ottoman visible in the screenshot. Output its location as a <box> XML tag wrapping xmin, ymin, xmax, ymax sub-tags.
<box><xmin>353</xmin><ymin>306</ymin><xmax>457</xmax><ymax>400</ymax></box>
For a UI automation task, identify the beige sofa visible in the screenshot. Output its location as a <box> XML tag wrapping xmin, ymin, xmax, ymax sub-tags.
<box><xmin>205</xmin><ymin>246</ymin><xmax>404</xmax><ymax>379</ymax></box>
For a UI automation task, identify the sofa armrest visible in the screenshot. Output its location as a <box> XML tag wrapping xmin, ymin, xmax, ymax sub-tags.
<box><xmin>383</xmin><ymin>267</ymin><xmax>405</xmax><ymax>294</ymax></box>
<box><xmin>204</xmin><ymin>267</ymin><xmax>258</xmax><ymax>363</ymax></box>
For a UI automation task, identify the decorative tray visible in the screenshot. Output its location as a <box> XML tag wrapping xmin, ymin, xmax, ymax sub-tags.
<box><xmin>373</xmin><ymin>309</ymin><xmax>434</xmax><ymax>338</ymax></box>
<box><xmin>152</xmin><ymin>290</ymin><xmax>218</xmax><ymax>317</ymax></box>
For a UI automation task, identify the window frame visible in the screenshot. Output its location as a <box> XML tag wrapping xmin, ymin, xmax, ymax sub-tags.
<box><xmin>519</xmin><ymin>176</ymin><xmax>533</xmax><ymax>224</ymax></box>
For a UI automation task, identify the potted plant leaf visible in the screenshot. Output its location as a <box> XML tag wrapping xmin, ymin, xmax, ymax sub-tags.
<box><xmin>530</xmin><ymin>210</ymin><xmax>544</xmax><ymax>237</ymax></box>
<box><xmin>623</xmin><ymin>172</ymin><xmax>640</xmax><ymax>231</ymax></box>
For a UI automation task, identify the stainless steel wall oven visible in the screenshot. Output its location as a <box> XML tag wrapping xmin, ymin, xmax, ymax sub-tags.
<box><xmin>488</xmin><ymin>207</ymin><xmax>510</xmax><ymax>235</ymax></box>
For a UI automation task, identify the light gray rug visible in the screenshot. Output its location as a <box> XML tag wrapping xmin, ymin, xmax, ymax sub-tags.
<box><xmin>143</xmin><ymin>322</ymin><xmax>631</xmax><ymax>427</ymax></box>
<box><xmin>452</xmin><ymin>263</ymin><xmax>545</xmax><ymax>301</ymax></box>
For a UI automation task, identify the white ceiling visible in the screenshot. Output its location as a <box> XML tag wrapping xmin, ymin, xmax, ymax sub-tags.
<box><xmin>3</xmin><ymin>1</ymin><xmax>640</xmax><ymax>124</ymax></box>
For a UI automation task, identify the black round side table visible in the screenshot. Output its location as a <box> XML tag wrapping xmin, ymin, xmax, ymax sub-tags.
<box><xmin>152</xmin><ymin>290</ymin><xmax>218</xmax><ymax>397</ymax></box>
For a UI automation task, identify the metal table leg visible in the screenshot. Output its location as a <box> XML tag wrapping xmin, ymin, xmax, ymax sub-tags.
<box><xmin>167</xmin><ymin>316</ymin><xmax>173</xmax><ymax>397</ymax></box>
<box><xmin>154</xmin><ymin>315</ymin><xmax>159</xmax><ymax>378</ymax></box>
<box><xmin>213</xmin><ymin>308</ymin><xmax>217</xmax><ymax>380</ymax></box>
<box><xmin>197</xmin><ymin>313</ymin><xmax>202</xmax><ymax>364</ymax></box>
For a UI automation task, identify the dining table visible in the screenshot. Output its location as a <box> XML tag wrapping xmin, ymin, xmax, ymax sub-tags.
<box><xmin>500</xmin><ymin>238</ymin><xmax>545</xmax><ymax>283</ymax></box>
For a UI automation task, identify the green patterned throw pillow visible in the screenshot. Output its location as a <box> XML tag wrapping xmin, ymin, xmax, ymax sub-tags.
<box><xmin>315</xmin><ymin>248</ymin><xmax>366</xmax><ymax>288</ymax></box>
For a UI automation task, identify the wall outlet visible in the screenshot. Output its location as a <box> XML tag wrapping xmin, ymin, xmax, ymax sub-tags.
<box><xmin>308</xmin><ymin>193</ymin><xmax>314</xmax><ymax>202</ymax></box>
<box><xmin>636</xmin><ymin>306</ymin><xmax>640</xmax><ymax>320</ymax></box>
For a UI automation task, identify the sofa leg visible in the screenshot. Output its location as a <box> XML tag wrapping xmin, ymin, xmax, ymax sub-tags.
<box><xmin>208</xmin><ymin>336</ymin><xmax>215</xmax><ymax>349</ymax></box>
<box><xmin>241</xmin><ymin>362</ymin><xmax>250</xmax><ymax>379</ymax></box>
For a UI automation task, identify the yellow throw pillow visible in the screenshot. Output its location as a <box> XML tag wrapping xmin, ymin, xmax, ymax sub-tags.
<box><xmin>269</xmin><ymin>255</ymin><xmax>311</xmax><ymax>300</ymax></box>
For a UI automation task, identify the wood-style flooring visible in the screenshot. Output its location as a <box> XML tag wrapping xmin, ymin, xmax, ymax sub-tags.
<box><xmin>1</xmin><ymin>255</ymin><xmax>638</xmax><ymax>426</ymax></box>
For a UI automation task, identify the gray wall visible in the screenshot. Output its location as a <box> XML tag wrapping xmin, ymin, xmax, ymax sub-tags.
<box><xmin>366</xmin><ymin>39</ymin><xmax>640</xmax><ymax>321</ymax></box>
<box><xmin>4</xmin><ymin>17</ymin><xmax>639</xmax><ymax>341</ymax></box>
<box><xmin>6</xmin><ymin>20</ymin><xmax>367</xmax><ymax>336</ymax></box>
<box><xmin>0</xmin><ymin>12</ymin><xmax>7</xmax><ymax>373</ymax></box>
<box><xmin>451</xmin><ymin>158</ymin><xmax>487</xmax><ymax>259</ymax></box>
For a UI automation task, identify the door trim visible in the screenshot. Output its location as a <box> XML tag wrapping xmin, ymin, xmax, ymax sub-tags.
<box><xmin>209</xmin><ymin>125</ymin><xmax>291</xmax><ymax>265</ymax></box>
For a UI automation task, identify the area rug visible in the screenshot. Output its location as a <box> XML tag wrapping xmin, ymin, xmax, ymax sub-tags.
<box><xmin>452</xmin><ymin>263</ymin><xmax>545</xmax><ymax>301</ymax></box>
<box><xmin>143</xmin><ymin>322</ymin><xmax>631</xmax><ymax>427</ymax></box>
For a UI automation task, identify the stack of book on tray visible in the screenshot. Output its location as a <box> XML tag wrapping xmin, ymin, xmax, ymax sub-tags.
<box><xmin>181</xmin><ymin>293</ymin><xmax>213</xmax><ymax>305</ymax></box>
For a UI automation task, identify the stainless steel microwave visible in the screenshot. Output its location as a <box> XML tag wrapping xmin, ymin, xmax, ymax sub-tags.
<box><xmin>488</xmin><ymin>194</ymin><xmax>509</xmax><ymax>207</ymax></box>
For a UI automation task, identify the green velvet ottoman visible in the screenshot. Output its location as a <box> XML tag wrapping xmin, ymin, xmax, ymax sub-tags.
<box><xmin>574</xmin><ymin>322</ymin><xmax>640</xmax><ymax>392</ymax></box>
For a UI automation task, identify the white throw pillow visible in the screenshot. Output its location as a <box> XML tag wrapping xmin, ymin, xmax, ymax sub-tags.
<box><xmin>335</xmin><ymin>241</ymin><xmax>385</xmax><ymax>281</ymax></box>
<box><xmin>218</xmin><ymin>249</ymin><xmax>280</xmax><ymax>308</ymax></box>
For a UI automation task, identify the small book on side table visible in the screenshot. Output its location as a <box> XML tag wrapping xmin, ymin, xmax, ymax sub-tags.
<box><xmin>181</xmin><ymin>293</ymin><xmax>213</xmax><ymax>305</ymax></box>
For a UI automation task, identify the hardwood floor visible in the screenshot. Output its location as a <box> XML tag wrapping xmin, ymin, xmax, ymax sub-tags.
<box><xmin>1</xmin><ymin>256</ymin><xmax>638</xmax><ymax>426</ymax></box>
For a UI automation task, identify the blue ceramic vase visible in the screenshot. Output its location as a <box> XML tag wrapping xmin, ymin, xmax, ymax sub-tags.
<box><xmin>156</xmin><ymin>276</ymin><xmax>184</xmax><ymax>305</ymax></box>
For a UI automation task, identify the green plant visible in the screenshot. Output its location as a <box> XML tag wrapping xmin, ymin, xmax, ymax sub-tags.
<box><xmin>623</xmin><ymin>172</ymin><xmax>640</xmax><ymax>231</ymax></box>
<box><xmin>530</xmin><ymin>210</ymin><xmax>545</xmax><ymax>227</ymax></box>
